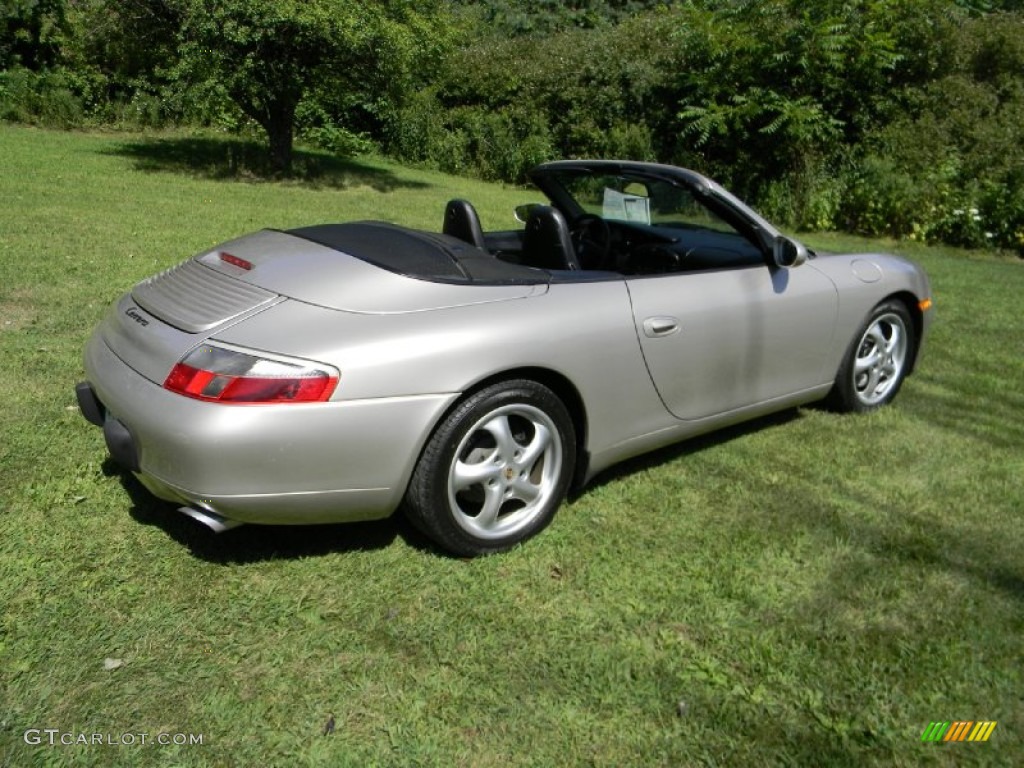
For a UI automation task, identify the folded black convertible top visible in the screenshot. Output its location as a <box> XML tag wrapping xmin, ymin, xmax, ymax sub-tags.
<box><xmin>288</xmin><ymin>221</ymin><xmax>549</xmax><ymax>286</ymax></box>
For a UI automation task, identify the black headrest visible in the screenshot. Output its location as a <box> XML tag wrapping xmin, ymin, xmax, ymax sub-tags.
<box><xmin>443</xmin><ymin>199</ymin><xmax>486</xmax><ymax>249</ymax></box>
<box><xmin>522</xmin><ymin>206</ymin><xmax>580</xmax><ymax>271</ymax></box>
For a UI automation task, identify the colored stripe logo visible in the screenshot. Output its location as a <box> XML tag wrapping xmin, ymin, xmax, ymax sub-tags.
<box><xmin>921</xmin><ymin>721</ymin><xmax>997</xmax><ymax>742</ymax></box>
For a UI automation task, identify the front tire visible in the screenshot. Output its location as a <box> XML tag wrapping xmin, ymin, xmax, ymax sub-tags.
<box><xmin>404</xmin><ymin>380</ymin><xmax>576</xmax><ymax>556</ymax></box>
<box><xmin>826</xmin><ymin>299</ymin><xmax>915</xmax><ymax>413</ymax></box>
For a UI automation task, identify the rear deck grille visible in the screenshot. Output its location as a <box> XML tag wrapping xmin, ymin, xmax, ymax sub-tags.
<box><xmin>132</xmin><ymin>259</ymin><xmax>276</xmax><ymax>333</ymax></box>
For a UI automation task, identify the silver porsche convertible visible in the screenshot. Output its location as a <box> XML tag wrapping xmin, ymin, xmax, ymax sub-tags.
<box><xmin>76</xmin><ymin>160</ymin><xmax>932</xmax><ymax>555</ymax></box>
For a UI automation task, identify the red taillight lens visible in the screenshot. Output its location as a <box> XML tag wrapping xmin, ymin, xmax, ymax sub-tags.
<box><xmin>164</xmin><ymin>345</ymin><xmax>338</xmax><ymax>404</ymax></box>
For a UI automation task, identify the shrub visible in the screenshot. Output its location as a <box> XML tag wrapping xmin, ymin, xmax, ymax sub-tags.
<box><xmin>387</xmin><ymin>88</ymin><xmax>554</xmax><ymax>182</ymax></box>
<box><xmin>0</xmin><ymin>66</ymin><xmax>83</xmax><ymax>127</ymax></box>
<box><xmin>296</xmin><ymin>101</ymin><xmax>374</xmax><ymax>158</ymax></box>
<box><xmin>759</xmin><ymin>156</ymin><xmax>848</xmax><ymax>233</ymax></box>
<box><xmin>386</xmin><ymin>87</ymin><xmax>471</xmax><ymax>171</ymax></box>
<box><xmin>837</xmin><ymin>12</ymin><xmax>1024</xmax><ymax>252</ymax></box>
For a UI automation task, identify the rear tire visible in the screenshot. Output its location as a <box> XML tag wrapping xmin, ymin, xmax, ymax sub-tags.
<box><xmin>404</xmin><ymin>380</ymin><xmax>575</xmax><ymax>556</ymax></box>
<box><xmin>826</xmin><ymin>299</ymin><xmax>915</xmax><ymax>413</ymax></box>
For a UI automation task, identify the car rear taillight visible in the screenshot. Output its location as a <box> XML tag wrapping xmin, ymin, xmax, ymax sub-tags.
<box><xmin>164</xmin><ymin>344</ymin><xmax>338</xmax><ymax>404</ymax></box>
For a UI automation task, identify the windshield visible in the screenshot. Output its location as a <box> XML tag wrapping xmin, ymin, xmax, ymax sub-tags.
<box><xmin>548</xmin><ymin>170</ymin><xmax>740</xmax><ymax>234</ymax></box>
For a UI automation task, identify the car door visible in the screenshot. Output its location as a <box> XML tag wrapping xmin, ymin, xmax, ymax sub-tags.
<box><xmin>618</xmin><ymin>177</ymin><xmax>837</xmax><ymax>420</ymax></box>
<box><xmin>531</xmin><ymin>163</ymin><xmax>839</xmax><ymax>421</ymax></box>
<box><xmin>627</xmin><ymin>262</ymin><xmax>837</xmax><ymax>421</ymax></box>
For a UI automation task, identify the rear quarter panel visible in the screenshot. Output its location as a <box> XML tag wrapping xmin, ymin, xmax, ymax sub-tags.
<box><xmin>212</xmin><ymin>279</ymin><xmax>672</xmax><ymax>466</ymax></box>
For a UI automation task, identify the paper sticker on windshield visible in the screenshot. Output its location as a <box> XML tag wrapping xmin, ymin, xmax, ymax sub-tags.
<box><xmin>603</xmin><ymin>188</ymin><xmax>651</xmax><ymax>224</ymax></box>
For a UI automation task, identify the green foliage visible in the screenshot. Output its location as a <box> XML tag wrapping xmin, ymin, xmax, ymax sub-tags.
<box><xmin>65</xmin><ymin>0</ymin><xmax>182</xmax><ymax>85</ymax></box>
<box><xmin>666</xmin><ymin>0</ymin><xmax>933</xmax><ymax>221</ymax></box>
<box><xmin>0</xmin><ymin>0</ymin><xmax>67</xmax><ymax>69</ymax></box>
<box><xmin>842</xmin><ymin>12</ymin><xmax>1024</xmax><ymax>252</ymax></box>
<box><xmin>0</xmin><ymin>65</ymin><xmax>82</xmax><ymax>126</ymax></box>
<box><xmin>296</xmin><ymin>101</ymin><xmax>374</xmax><ymax>158</ymax></box>
<box><xmin>452</xmin><ymin>0</ymin><xmax>667</xmax><ymax>36</ymax></box>
<box><xmin>392</xmin><ymin>0</ymin><xmax>1023</xmax><ymax>245</ymax></box>
<box><xmin>1</xmin><ymin>0</ymin><xmax>1023</xmax><ymax>252</ymax></box>
<box><xmin>171</xmin><ymin>0</ymin><xmax>453</xmax><ymax>173</ymax></box>
<box><xmin>759</xmin><ymin>156</ymin><xmax>849</xmax><ymax>232</ymax></box>
<box><xmin>387</xmin><ymin>10</ymin><xmax>665</xmax><ymax>178</ymax></box>
<box><xmin>456</xmin><ymin>106</ymin><xmax>555</xmax><ymax>182</ymax></box>
<box><xmin>388</xmin><ymin>89</ymin><xmax>554</xmax><ymax>182</ymax></box>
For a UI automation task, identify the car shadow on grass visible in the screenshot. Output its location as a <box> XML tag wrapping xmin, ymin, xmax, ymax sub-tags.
<box><xmin>104</xmin><ymin>135</ymin><xmax>431</xmax><ymax>192</ymax></box>
<box><xmin>577</xmin><ymin>408</ymin><xmax>803</xmax><ymax>497</ymax></box>
<box><xmin>102</xmin><ymin>459</ymin><xmax>444</xmax><ymax>564</ymax></box>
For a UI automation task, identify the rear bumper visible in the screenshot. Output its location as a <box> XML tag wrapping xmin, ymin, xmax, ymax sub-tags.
<box><xmin>75</xmin><ymin>381</ymin><xmax>104</xmax><ymax>427</ymax></box>
<box><xmin>79</xmin><ymin>333</ymin><xmax>457</xmax><ymax>525</ymax></box>
<box><xmin>75</xmin><ymin>382</ymin><xmax>140</xmax><ymax>472</ymax></box>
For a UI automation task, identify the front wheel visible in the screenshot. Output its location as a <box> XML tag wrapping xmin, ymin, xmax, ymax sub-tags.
<box><xmin>826</xmin><ymin>299</ymin><xmax>915</xmax><ymax>413</ymax></box>
<box><xmin>404</xmin><ymin>380</ymin><xmax>576</xmax><ymax>556</ymax></box>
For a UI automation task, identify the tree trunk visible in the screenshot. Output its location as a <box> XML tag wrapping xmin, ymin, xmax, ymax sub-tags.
<box><xmin>232</xmin><ymin>89</ymin><xmax>298</xmax><ymax>176</ymax></box>
<box><xmin>265</xmin><ymin>111</ymin><xmax>294</xmax><ymax>176</ymax></box>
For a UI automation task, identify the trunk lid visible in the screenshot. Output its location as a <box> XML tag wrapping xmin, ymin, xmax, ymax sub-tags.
<box><xmin>187</xmin><ymin>228</ymin><xmax>545</xmax><ymax>314</ymax></box>
<box><xmin>132</xmin><ymin>258</ymin><xmax>278</xmax><ymax>333</ymax></box>
<box><xmin>102</xmin><ymin>227</ymin><xmax>543</xmax><ymax>384</ymax></box>
<box><xmin>100</xmin><ymin>287</ymin><xmax>287</xmax><ymax>386</ymax></box>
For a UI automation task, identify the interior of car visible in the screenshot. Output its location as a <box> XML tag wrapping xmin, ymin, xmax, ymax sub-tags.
<box><xmin>441</xmin><ymin>177</ymin><xmax>768</xmax><ymax>278</ymax></box>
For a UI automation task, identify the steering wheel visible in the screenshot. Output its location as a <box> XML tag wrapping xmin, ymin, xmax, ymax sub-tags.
<box><xmin>571</xmin><ymin>214</ymin><xmax>612</xmax><ymax>269</ymax></box>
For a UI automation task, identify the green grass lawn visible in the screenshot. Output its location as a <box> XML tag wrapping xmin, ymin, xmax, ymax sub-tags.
<box><xmin>1</xmin><ymin>123</ymin><xmax>1021</xmax><ymax>767</ymax></box>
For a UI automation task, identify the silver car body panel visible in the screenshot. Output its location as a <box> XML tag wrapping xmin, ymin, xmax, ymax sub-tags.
<box><xmin>194</xmin><ymin>229</ymin><xmax>546</xmax><ymax>313</ymax></box>
<box><xmin>79</xmin><ymin>161</ymin><xmax>933</xmax><ymax>529</ymax></box>
<box><xmin>214</xmin><ymin>279</ymin><xmax>669</xmax><ymax>464</ymax></box>
<box><xmin>100</xmin><ymin>292</ymin><xmax>288</xmax><ymax>386</ymax></box>
<box><xmin>133</xmin><ymin>258</ymin><xmax>278</xmax><ymax>332</ymax></box>
<box><xmin>805</xmin><ymin>250</ymin><xmax>933</xmax><ymax>374</ymax></box>
<box><xmin>625</xmin><ymin>264</ymin><xmax>838</xmax><ymax>420</ymax></box>
<box><xmin>85</xmin><ymin>330</ymin><xmax>457</xmax><ymax>523</ymax></box>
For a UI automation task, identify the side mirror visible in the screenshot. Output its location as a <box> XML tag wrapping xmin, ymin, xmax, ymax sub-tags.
<box><xmin>514</xmin><ymin>203</ymin><xmax>542</xmax><ymax>224</ymax></box>
<box><xmin>773</xmin><ymin>235</ymin><xmax>808</xmax><ymax>268</ymax></box>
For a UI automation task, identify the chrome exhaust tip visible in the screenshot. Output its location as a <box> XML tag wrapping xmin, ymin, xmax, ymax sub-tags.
<box><xmin>178</xmin><ymin>505</ymin><xmax>244</xmax><ymax>533</ymax></box>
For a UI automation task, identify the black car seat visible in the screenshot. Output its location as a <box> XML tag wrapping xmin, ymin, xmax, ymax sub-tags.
<box><xmin>521</xmin><ymin>206</ymin><xmax>580</xmax><ymax>271</ymax></box>
<box><xmin>442</xmin><ymin>199</ymin><xmax>487</xmax><ymax>249</ymax></box>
